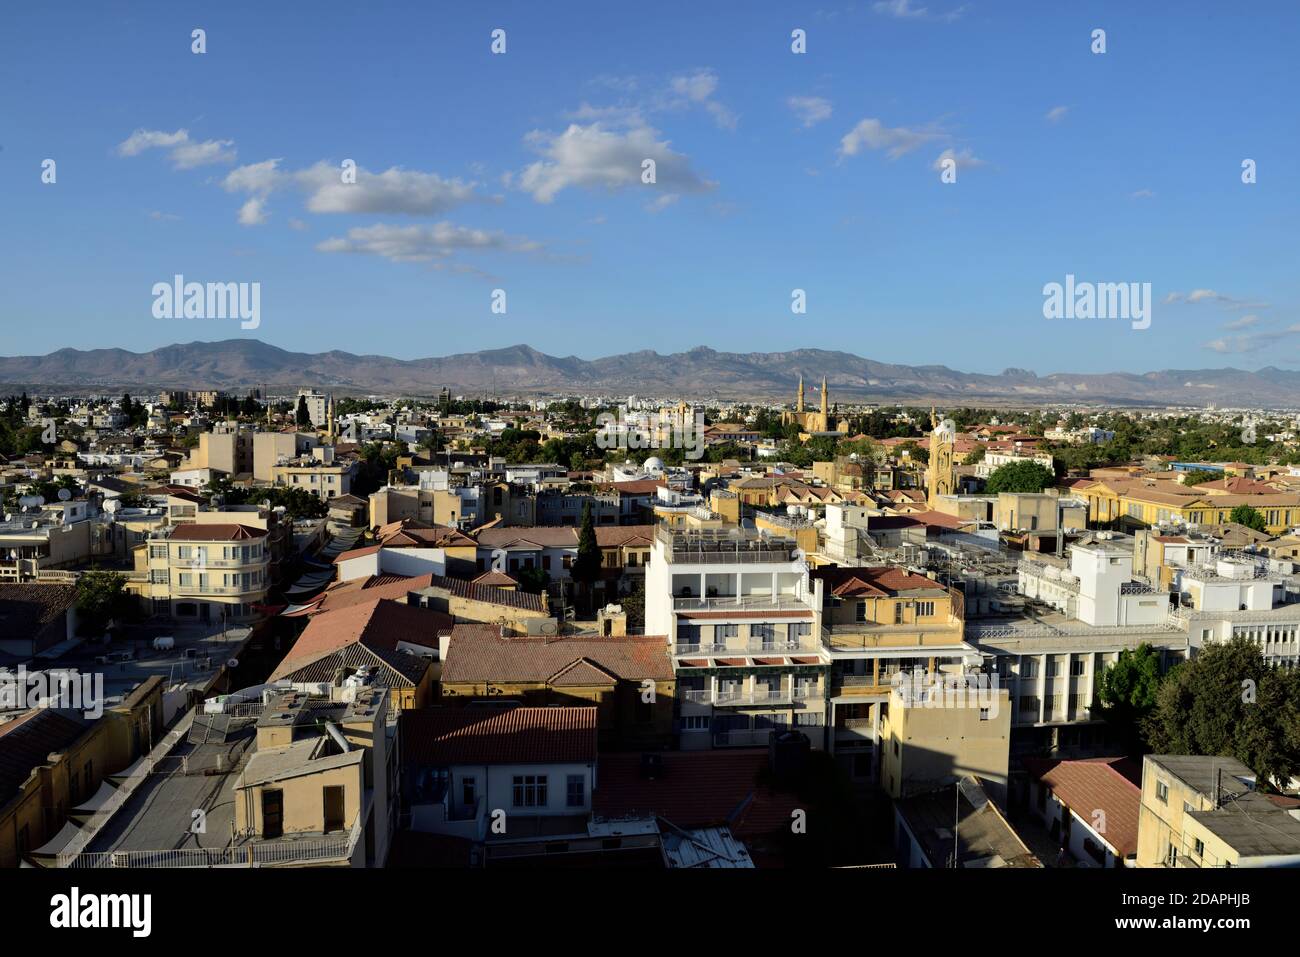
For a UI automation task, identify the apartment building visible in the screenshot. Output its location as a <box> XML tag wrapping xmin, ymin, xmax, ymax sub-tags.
<box><xmin>0</xmin><ymin>500</ymin><xmax>100</xmax><ymax>584</ymax></box>
<box><xmin>972</xmin><ymin>533</ymin><xmax>1189</xmax><ymax>753</ymax></box>
<box><xmin>812</xmin><ymin>566</ymin><xmax>974</xmax><ymax>784</ymax></box>
<box><xmin>184</xmin><ymin>424</ymin><xmax>254</xmax><ymax>477</ymax></box>
<box><xmin>130</xmin><ymin>522</ymin><xmax>270</xmax><ymax>623</ymax></box>
<box><xmin>271</xmin><ymin>447</ymin><xmax>356</xmax><ymax>502</ymax></box>
<box><xmin>1136</xmin><ymin>754</ymin><xmax>1300</xmax><ymax>868</ymax></box>
<box><xmin>645</xmin><ymin>527</ymin><xmax>830</xmax><ymax>750</ymax></box>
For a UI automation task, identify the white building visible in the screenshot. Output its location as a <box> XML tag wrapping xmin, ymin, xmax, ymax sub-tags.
<box><xmin>645</xmin><ymin>527</ymin><xmax>830</xmax><ymax>750</ymax></box>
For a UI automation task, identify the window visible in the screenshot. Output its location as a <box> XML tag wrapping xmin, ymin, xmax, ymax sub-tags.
<box><xmin>717</xmin><ymin>624</ymin><xmax>739</xmax><ymax>639</ymax></box>
<box><xmin>512</xmin><ymin>775</ymin><xmax>548</xmax><ymax>808</ymax></box>
<box><xmin>856</xmin><ymin>601</ymin><xmax>867</xmax><ymax>622</ymax></box>
<box><xmin>1070</xmin><ymin>659</ymin><xmax>1086</xmax><ymax>677</ymax></box>
<box><xmin>894</xmin><ymin>603</ymin><xmax>904</xmax><ymax>624</ymax></box>
<box><xmin>462</xmin><ymin>776</ymin><xmax>476</xmax><ymax>807</ymax></box>
<box><xmin>1193</xmin><ymin>838</ymin><xmax>1205</xmax><ymax>858</ymax></box>
<box><xmin>566</xmin><ymin>775</ymin><xmax>586</xmax><ymax>808</ymax></box>
<box><xmin>1156</xmin><ymin>780</ymin><xmax>1169</xmax><ymax>804</ymax></box>
<box><xmin>681</xmin><ymin>715</ymin><xmax>709</xmax><ymax>731</ymax></box>
<box><xmin>916</xmin><ymin>601</ymin><xmax>935</xmax><ymax>617</ymax></box>
<box><xmin>979</xmin><ymin>708</ymin><xmax>991</xmax><ymax>721</ymax></box>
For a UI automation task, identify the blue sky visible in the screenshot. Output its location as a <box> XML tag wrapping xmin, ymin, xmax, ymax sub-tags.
<box><xmin>2</xmin><ymin>0</ymin><xmax>1297</xmax><ymax>374</ymax></box>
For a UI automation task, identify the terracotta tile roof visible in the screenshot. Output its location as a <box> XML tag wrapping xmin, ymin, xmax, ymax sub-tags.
<box><xmin>0</xmin><ymin>583</ymin><xmax>78</xmax><ymax>650</ymax></box>
<box><xmin>440</xmin><ymin>623</ymin><xmax>673</xmax><ymax>684</ymax></box>
<box><xmin>600</xmin><ymin>480</ymin><xmax>664</xmax><ymax>495</ymax></box>
<box><xmin>471</xmin><ymin>570</ymin><xmax>518</xmax><ymax>587</ymax></box>
<box><xmin>400</xmin><ymin>706</ymin><xmax>597</xmax><ymax>765</ymax></box>
<box><xmin>270</xmin><ymin>598</ymin><xmax>450</xmax><ymax>680</ymax></box>
<box><xmin>812</xmin><ymin>565</ymin><xmax>949</xmax><ymax>598</ymax></box>
<box><xmin>1024</xmin><ymin>756</ymin><xmax>1141</xmax><ymax>858</ymax></box>
<box><xmin>548</xmin><ymin>658</ymin><xmax>619</xmax><ymax>687</ymax></box>
<box><xmin>422</xmin><ymin>573</ymin><xmax>546</xmax><ymax>612</ymax></box>
<box><xmin>0</xmin><ymin>709</ymin><xmax>86</xmax><ymax>804</ymax></box>
<box><xmin>168</xmin><ymin>522</ymin><xmax>266</xmax><ymax>541</ymax></box>
<box><xmin>274</xmin><ymin>641</ymin><xmax>430</xmax><ymax>688</ymax></box>
<box><xmin>594</xmin><ymin>749</ymin><xmax>801</xmax><ymax>839</ymax></box>
<box><xmin>333</xmin><ymin>543</ymin><xmax>382</xmax><ymax>563</ymax></box>
<box><xmin>381</xmin><ymin>524</ymin><xmax>476</xmax><ymax>548</ymax></box>
<box><xmin>312</xmin><ymin>573</ymin><xmax>438</xmax><ymax>614</ymax></box>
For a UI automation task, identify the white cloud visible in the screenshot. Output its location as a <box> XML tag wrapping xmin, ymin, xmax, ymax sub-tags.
<box><xmin>839</xmin><ymin>118</ymin><xmax>945</xmax><ymax>159</ymax></box>
<box><xmin>222</xmin><ymin>158</ymin><xmax>284</xmax><ymax>195</ymax></box>
<box><xmin>288</xmin><ymin>218</ymin><xmax>309</xmax><ymax>231</ymax></box>
<box><xmin>667</xmin><ymin>69</ymin><xmax>737</xmax><ymax>129</ymax></box>
<box><xmin>872</xmin><ymin>0</ymin><xmax>968</xmax><ymax>22</ymax></box>
<box><xmin>1203</xmin><ymin>324</ymin><xmax>1300</xmax><ymax>354</ymax></box>
<box><xmin>315</xmin><ymin>222</ymin><xmax>540</xmax><ymax>263</ymax></box>
<box><xmin>1130</xmin><ymin>189</ymin><xmax>1156</xmax><ymax>199</ymax></box>
<box><xmin>297</xmin><ymin>162</ymin><xmax>484</xmax><ymax>216</ymax></box>
<box><xmin>787</xmin><ymin>96</ymin><xmax>833</xmax><ymax>128</ymax></box>
<box><xmin>1165</xmin><ymin>289</ymin><xmax>1270</xmax><ymax>310</ymax></box>
<box><xmin>931</xmin><ymin>147</ymin><xmax>986</xmax><ymax>173</ymax></box>
<box><xmin>116</xmin><ymin>128</ymin><xmax>235</xmax><ymax>168</ymax></box>
<box><xmin>1045</xmin><ymin>106</ymin><xmax>1069</xmax><ymax>124</ymax></box>
<box><xmin>516</xmin><ymin>122</ymin><xmax>714</xmax><ymax>204</ymax></box>
<box><xmin>238</xmin><ymin>197</ymin><xmax>268</xmax><ymax>226</ymax></box>
<box><xmin>1224</xmin><ymin>314</ymin><xmax>1260</xmax><ymax>330</ymax></box>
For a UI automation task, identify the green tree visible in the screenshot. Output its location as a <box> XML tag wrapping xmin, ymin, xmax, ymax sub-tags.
<box><xmin>295</xmin><ymin>395</ymin><xmax>311</xmax><ymax>428</ymax></box>
<box><xmin>1177</xmin><ymin>468</ymin><xmax>1222</xmax><ymax>488</ymax></box>
<box><xmin>961</xmin><ymin>445</ymin><xmax>987</xmax><ymax>466</ymax></box>
<box><xmin>1145</xmin><ymin>637</ymin><xmax>1300</xmax><ymax>790</ymax></box>
<box><xmin>76</xmin><ymin>570</ymin><xmax>134</xmax><ymax>636</ymax></box>
<box><xmin>515</xmin><ymin>565</ymin><xmax>550</xmax><ymax>594</ymax></box>
<box><xmin>1095</xmin><ymin>643</ymin><xmax>1162</xmax><ymax>752</ymax></box>
<box><xmin>570</xmin><ymin>500</ymin><xmax>603</xmax><ymax>613</ymax></box>
<box><xmin>984</xmin><ymin>460</ymin><xmax>1055</xmax><ymax>494</ymax></box>
<box><xmin>1228</xmin><ymin>504</ymin><xmax>1267</xmax><ymax>532</ymax></box>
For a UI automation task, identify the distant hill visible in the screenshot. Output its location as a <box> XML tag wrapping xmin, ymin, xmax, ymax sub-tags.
<box><xmin>1</xmin><ymin>339</ymin><xmax>1297</xmax><ymax>407</ymax></box>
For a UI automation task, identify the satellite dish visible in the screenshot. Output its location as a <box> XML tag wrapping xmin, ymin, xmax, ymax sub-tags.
<box><xmin>226</xmin><ymin>658</ymin><xmax>240</xmax><ymax>669</ymax></box>
<box><xmin>18</xmin><ymin>495</ymin><xmax>43</xmax><ymax>509</ymax></box>
<box><xmin>57</xmin><ymin>488</ymin><xmax>72</xmax><ymax>501</ymax></box>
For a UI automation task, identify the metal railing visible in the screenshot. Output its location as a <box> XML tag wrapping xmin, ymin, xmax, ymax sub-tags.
<box><xmin>60</xmin><ymin>821</ymin><xmax>360</xmax><ymax>868</ymax></box>
<box><xmin>673</xmin><ymin>594</ymin><xmax>810</xmax><ymax>611</ymax></box>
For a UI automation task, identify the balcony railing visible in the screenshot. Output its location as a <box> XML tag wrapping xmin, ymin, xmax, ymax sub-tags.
<box><xmin>674</xmin><ymin>594</ymin><xmax>810</xmax><ymax>611</ymax></box>
<box><xmin>59</xmin><ymin>822</ymin><xmax>360</xmax><ymax>868</ymax></box>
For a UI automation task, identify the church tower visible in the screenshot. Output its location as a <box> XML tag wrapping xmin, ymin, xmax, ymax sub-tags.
<box><xmin>927</xmin><ymin>407</ymin><xmax>955</xmax><ymax>506</ymax></box>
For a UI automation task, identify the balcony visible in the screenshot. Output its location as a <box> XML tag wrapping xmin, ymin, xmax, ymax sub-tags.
<box><xmin>834</xmin><ymin>675</ymin><xmax>893</xmax><ymax>696</ymax></box>
<box><xmin>714</xmin><ymin>688</ymin><xmax>792</xmax><ymax>706</ymax></box>
<box><xmin>821</xmin><ymin>622</ymin><xmax>962</xmax><ymax>650</ymax></box>
<box><xmin>674</xmin><ymin>594</ymin><xmax>810</xmax><ymax>612</ymax></box>
<box><xmin>171</xmin><ymin>557</ymin><xmax>267</xmax><ymax>570</ymax></box>
<box><xmin>171</xmin><ymin>584</ymin><xmax>266</xmax><ymax>597</ymax></box>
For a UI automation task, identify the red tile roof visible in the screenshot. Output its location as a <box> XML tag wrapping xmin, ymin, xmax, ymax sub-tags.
<box><xmin>813</xmin><ymin>565</ymin><xmax>949</xmax><ymax>598</ymax></box>
<box><xmin>312</xmin><ymin>573</ymin><xmax>437</xmax><ymax>614</ymax></box>
<box><xmin>271</xmin><ymin>598</ymin><xmax>450</xmax><ymax>680</ymax></box>
<box><xmin>594</xmin><ymin>749</ymin><xmax>802</xmax><ymax>839</ymax></box>
<box><xmin>399</xmin><ymin>706</ymin><xmax>597</xmax><ymax>765</ymax></box>
<box><xmin>440</xmin><ymin>623</ymin><xmax>673</xmax><ymax>684</ymax></box>
<box><xmin>1024</xmin><ymin>756</ymin><xmax>1141</xmax><ymax>858</ymax></box>
<box><xmin>168</xmin><ymin>522</ymin><xmax>266</xmax><ymax>541</ymax></box>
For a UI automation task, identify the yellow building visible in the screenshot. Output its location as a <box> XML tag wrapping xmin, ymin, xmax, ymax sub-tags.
<box><xmin>1136</xmin><ymin>754</ymin><xmax>1300</xmax><ymax>868</ymax></box>
<box><xmin>0</xmin><ymin>677</ymin><xmax>164</xmax><ymax>868</ymax></box>
<box><xmin>927</xmin><ymin>409</ymin><xmax>955</xmax><ymax>506</ymax></box>
<box><xmin>1078</xmin><ymin>477</ymin><xmax>1300</xmax><ymax>534</ymax></box>
<box><xmin>438</xmin><ymin>623</ymin><xmax>675</xmax><ymax>748</ymax></box>
<box><xmin>879</xmin><ymin>678</ymin><xmax>1011</xmax><ymax>805</ymax></box>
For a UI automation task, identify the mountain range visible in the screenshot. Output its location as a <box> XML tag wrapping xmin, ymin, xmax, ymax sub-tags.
<box><xmin>0</xmin><ymin>339</ymin><xmax>1296</xmax><ymax>407</ymax></box>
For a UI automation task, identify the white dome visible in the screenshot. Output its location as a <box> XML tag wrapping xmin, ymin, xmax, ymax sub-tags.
<box><xmin>643</xmin><ymin>456</ymin><xmax>665</xmax><ymax>472</ymax></box>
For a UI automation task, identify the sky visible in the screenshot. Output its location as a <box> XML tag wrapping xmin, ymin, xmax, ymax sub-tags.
<box><xmin>2</xmin><ymin>0</ymin><xmax>1297</xmax><ymax>375</ymax></box>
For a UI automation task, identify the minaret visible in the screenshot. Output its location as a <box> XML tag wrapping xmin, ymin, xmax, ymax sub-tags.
<box><xmin>820</xmin><ymin>376</ymin><xmax>829</xmax><ymax>417</ymax></box>
<box><xmin>797</xmin><ymin>375</ymin><xmax>805</xmax><ymax>412</ymax></box>
<box><xmin>326</xmin><ymin>394</ymin><xmax>335</xmax><ymax>442</ymax></box>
